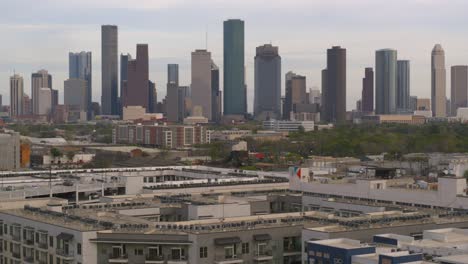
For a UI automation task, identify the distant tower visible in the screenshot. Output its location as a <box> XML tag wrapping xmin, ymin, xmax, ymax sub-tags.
<box><xmin>323</xmin><ymin>46</ymin><xmax>346</xmax><ymax>122</ymax></box>
<box><xmin>191</xmin><ymin>49</ymin><xmax>212</xmax><ymax>120</ymax></box>
<box><xmin>375</xmin><ymin>49</ymin><xmax>397</xmax><ymax>114</ymax></box>
<box><xmin>223</xmin><ymin>19</ymin><xmax>246</xmax><ymax>116</ymax></box>
<box><xmin>101</xmin><ymin>25</ymin><xmax>118</xmax><ymax>115</ymax></box>
<box><xmin>254</xmin><ymin>44</ymin><xmax>281</xmax><ymax>119</ymax></box>
<box><xmin>431</xmin><ymin>44</ymin><xmax>446</xmax><ymax>117</ymax></box>
<box><xmin>31</xmin><ymin>69</ymin><xmax>52</xmax><ymax>115</ymax></box>
<box><xmin>122</xmin><ymin>44</ymin><xmax>149</xmax><ymax>111</ymax></box>
<box><xmin>10</xmin><ymin>74</ymin><xmax>24</xmax><ymax>117</ymax></box>
<box><xmin>361</xmin><ymin>68</ymin><xmax>374</xmax><ymax>112</ymax></box>
<box><xmin>69</xmin><ymin>51</ymin><xmax>92</xmax><ymax>118</ymax></box>
<box><xmin>167</xmin><ymin>64</ymin><xmax>179</xmax><ymax>85</ymax></box>
<box><xmin>451</xmin><ymin>65</ymin><xmax>468</xmax><ymax>116</ymax></box>
<box><xmin>397</xmin><ymin>60</ymin><xmax>410</xmax><ymax>112</ymax></box>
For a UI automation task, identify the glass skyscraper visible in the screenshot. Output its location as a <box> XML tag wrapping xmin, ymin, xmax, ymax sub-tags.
<box><xmin>69</xmin><ymin>51</ymin><xmax>92</xmax><ymax>119</ymax></box>
<box><xmin>223</xmin><ymin>19</ymin><xmax>245</xmax><ymax>116</ymax></box>
<box><xmin>375</xmin><ymin>49</ymin><xmax>397</xmax><ymax>114</ymax></box>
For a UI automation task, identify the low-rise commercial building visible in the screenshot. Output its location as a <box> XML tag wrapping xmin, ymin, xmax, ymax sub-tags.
<box><xmin>263</xmin><ymin>119</ymin><xmax>315</xmax><ymax>132</ymax></box>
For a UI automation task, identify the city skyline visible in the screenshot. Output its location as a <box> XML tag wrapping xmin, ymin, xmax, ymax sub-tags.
<box><xmin>2</xmin><ymin>1</ymin><xmax>468</xmax><ymax>112</ymax></box>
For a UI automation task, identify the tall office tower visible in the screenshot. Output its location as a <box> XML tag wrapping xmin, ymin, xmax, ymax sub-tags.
<box><xmin>191</xmin><ymin>49</ymin><xmax>212</xmax><ymax>120</ymax></box>
<box><xmin>284</xmin><ymin>72</ymin><xmax>307</xmax><ymax>120</ymax></box>
<box><xmin>309</xmin><ymin>89</ymin><xmax>321</xmax><ymax>105</ymax></box>
<box><xmin>375</xmin><ymin>49</ymin><xmax>397</xmax><ymax>114</ymax></box>
<box><xmin>23</xmin><ymin>95</ymin><xmax>31</xmax><ymax>115</ymax></box>
<box><xmin>223</xmin><ymin>19</ymin><xmax>246</xmax><ymax>116</ymax></box>
<box><xmin>254</xmin><ymin>44</ymin><xmax>281</xmax><ymax>120</ymax></box>
<box><xmin>211</xmin><ymin>61</ymin><xmax>222</xmax><ymax>123</ymax></box>
<box><xmin>122</xmin><ymin>44</ymin><xmax>149</xmax><ymax>111</ymax></box>
<box><xmin>166</xmin><ymin>82</ymin><xmax>180</xmax><ymax>122</ymax></box>
<box><xmin>69</xmin><ymin>51</ymin><xmax>92</xmax><ymax>118</ymax></box>
<box><xmin>283</xmin><ymin>71</ymin><xmax>297</xmax><ymax>119</ymax></box>
<box><xmin>10</xmin><ymin>74</ymin><xmax>24</xmax><ymax>117</ymax></box>
<box><xmin>120</xmin><ymin>53</ymin><xmax>131</xmax><ymax>97</ymax></box>
<box><xmin>409</xmin><ymin>96</ymin><xmax>418</xmax><ymax>112</ymax></box>
<box><xmin>31</xmin><ymin>69</ymin><xmax>52</xmax><ymax>115</ymax></box>
<box><xmin>51</xmin><ymin>89</ymin><xmax>59</xmax><ymax>110</ymax></box>
<box><xmin>64</xmin><ymin>78</ymin><xmax>88</xmax><ymax>114</ymax></box>
<box><xmin>38</xmin><ymin>88</ymin><xmax>52</xmax><ymax>116</ymax></box>
<box><xmin>148</xmin><ymin>81</ymin><xmax>157</xmax><ymax>113</ymax></box>
<box><xmin>431</xmin><ymin>44</ymin><xmax>446</xmax><ymax>117</ymax></box>
<box><xmin>361</xmin><ymin>67</ymin><xmax>374</xmax><ymax>112</ymax></box>
<box><xmin>323</xmin><ymin>46</ymin><xmax>346</xmax><ymax>122</ymax></box>
<box><xmin>101</xmin><ymin>25</ymin><xmax>118</xmax><ymax>115</ymax></box>
<box><xmin>0</xmin><ymin>95</ymin><xmax>2</xmax><ymax>110</ymax></box>
<box><xmin>168</xmin><ymin>64</ymin><xmax>179</xmax><ymax>85</ymax></box>
<box><xmin>321</xmin><ymin>69</ymin><xmax>328</xmax><ymax>120</ymax></box>
<box><xmin>451</xmin><ymin>65</ymin><xmax>468</xmax><ymax>116</ymax></box>
<box><xmin>396</xmin><ymin>60</ymin><xmax>411</xmax><ymax>112</ymax></box>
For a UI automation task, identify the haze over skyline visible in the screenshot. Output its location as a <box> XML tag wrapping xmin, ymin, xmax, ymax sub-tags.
<box><xmin>2</xmin><ymin>0</ymin><xmax>468</xmax><ymax>111</ymax></box>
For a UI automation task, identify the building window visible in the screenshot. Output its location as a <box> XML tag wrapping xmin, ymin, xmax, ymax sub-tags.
<box><xmin>224</xmin><ymin>245</ymin><xmax>237</xmax><ymax>259</ymax></box>
<box><xmin>199</xmin><ymin>246</ymin><xmax>208</xmax><ymax>258</ymax></box>
<box><xmin>241</xmin><ymin>242</ymin><xmax>249</xmax><ymax>254</ymax></box>
<box><xmin>77</xmin><ymin>243</ymin><xmax>82</xmax><ymax>255</ymax></box>
<box><xmin>49</xmin><ymin>236</ymin><xmax>54</xmax><ymax>247</ymax></box>
<box><xmin>134</xmin><ymin>248</ymin><xmax>143</xmax><ymax>256</ymax></box>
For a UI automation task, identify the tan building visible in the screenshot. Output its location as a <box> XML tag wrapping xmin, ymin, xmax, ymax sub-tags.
<box><xmin>362</xmin><ymin>114</ymin><xmax>426</xmax><ymax>125</ymax></box>
<box><xmin>31</xmin><ymin>69</ymin><xmax>52</xmax><ymax>115</ymax></box>
<box><xmin>122</xmin><ymin>106</ymin><xmax>163</xmax><ymax>121</ymax></box>
<box><xmin>191</xmin><ymin>49</ymin><xmax>212</xmax><ymax>120</ymax></box>
<box><xmin>416</xmin><ymin>98</ymin><xmax>431</xmax><ymax>111</ymax></box>
<box><xmin>38</xmin><ymin>87</ymin><xmax>52</xmax><ymax>116</ymax></box>
<box><xmin>0</xmin><ymin>132</ymin><xmax>21</xmax><ymax>170</ymax></box>
<box><xmin>431</xmin><ymin>44</ymin><xmax>447</xmax><ymax>117</ymax></box>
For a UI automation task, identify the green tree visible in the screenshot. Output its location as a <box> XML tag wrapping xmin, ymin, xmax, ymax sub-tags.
<box><xmin>50</xmin><ymin>148</ymin><xmax>62</xmax><ymax>158</ymax></box>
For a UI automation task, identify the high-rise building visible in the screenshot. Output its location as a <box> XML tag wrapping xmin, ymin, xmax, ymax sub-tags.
<box><xmin>120</xmin><ymin>53</ymin><xmax>131</xmax><ymax>97</ymax></box>
<box><xmin>361</xmin><ymin>68</ymin><xmax>374</xmax><ymax>113</ymax></box>
<box><xmin>283</xmin><ymin>73</ymin><xmax>307</xmax><ymax>120</ymax></box>
<box><xmin>31</xmin><ymin>69</ymin><xmax>52</xmax><ymax>115</ymax></box>
<box><xmin>323</xmin><ymin>46</ymin><xmax>346</xmax><ymax>122</ymax></box>
<box><xmin>69</xmin><ymin>51</ymin><xmax>92</xmax><ymax>118</ymax></box>
<box><xmin>191</xmin><ymin>49</ymin><xmax>212</xmax><ymax>120</ymax></box>
<box><xmin>431</xmin><ymin>44</ymin><xmax>446</xmax><ymax>117</ymax></box>
<box><xmin>51</xmin><ymin>89</ymin><xmax>59</xmax><ymax>112</ymax></box>
<box><xmin>148</xmin><ymin>81</ymin><xmax>157</xmax><ymax>113</ymax></box>
<box><xmin>451</xmin><ymin>65</ymin><xmax>468</xmax><ymax>116</ymax></box>
<box><xmin>168</xmin><ymin>64</ymin><xmax>179</xmax><ymax>85</ymax></box>
<box><xmin>64</xmin><ymin>79</ymin><xmax>88</xmax><ymax>112</ymax></box>
<box><xmin>409</xmin><ymin>96</ymin><xmax>418</xmax><ymax>112</ymax></box>
<box><xmin>397</xmin><ymin>60</ymin><xmax>411</xmax><ymax>112</ymax></box>
<box><xmin>321</xmin><ymin>69</ymin><xmax>328</xmax><ymax>120</ymax></box>
<box><xmin>166</xmin><ymin>83</ymin><xmax>181</xmax><ymax>123</ymax></box>
<box><xmin>23</xmin><ymin>95</ymin><xmax>31</xmax><ymax>115</ymax></box>
<box><xmin>223</xmin><ymin>19</ymin><xmax>246</xmax><ymax>116</ymax></box>
<box><xmin>10</xmin><ymin>74</ymin><xmax>24</xmax><ymax>117</ymax></box>
<box><xmin>122</xmin><ymin>44</ymin><xmax>150</xmax><ymax>111</ymax></box>
<box><xmin>309</xmin><ymin>89</ymin><xmax>321</xmax><ymax>106</ymax></box>
<box><xmin>38</xmin><ymin>88</ymin><xmax>52</xmax><ymax>116</ymax></box>
<box><xmin>211</xmin><ymin>61</ymin><xmax>221</xmax><ymax>123</ymax></box>
<box><xmin>0</xmin><ymin>132</ymin><xmax>20</xmax><ymax>171</ymax></box>
<box><xmin>254</xmin><ymin>44</ymin><xmax>281</xmax><ymax>120</ymax></box>
<box><xmin>101</xmin><ymin>25</ymin><xmax>118</xmax><ymax>115</ymax></box>
<box><xmin>375</xmin><ymin>49</ymin><xmax>397</xmax><ymax>114</ymax></box>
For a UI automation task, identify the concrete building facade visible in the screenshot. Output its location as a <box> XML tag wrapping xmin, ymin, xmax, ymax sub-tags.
<box><xmin>0</xmin><ymin>132</ymin><xmax>20</xmax><ymax>170</ymax></box>
<box><xmin>191</xmin><ymin>49</ymin><xmax>212</xmax><ymax>120</ymax></box>
<box><xmin>38</xmin><ymin>88</ymin><xmax>52</xmax><ymax>116</ymax></box>
<box><xmin>64</xmin><ymin>79</ymin><xmax>88</xmax><ymax>113</ymax></box>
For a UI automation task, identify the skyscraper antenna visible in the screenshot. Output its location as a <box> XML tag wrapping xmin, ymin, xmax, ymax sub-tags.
<box><xmin>205</xmin><ymin>26</ymin><xmax>208</xmax><ymax>50</ymax></box>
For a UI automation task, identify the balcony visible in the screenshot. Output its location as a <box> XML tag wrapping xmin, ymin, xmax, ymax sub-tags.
<box><xmin>215</xmin><ymin>256</ymin><xmax>244</xmax><ymax>264</ymax></box>
<box><xmin>11</xmin><ymin>233</ymin><xmax>21</xmax><ymax>242</ymax></box>
<box><xmin>108</xmin><ymin>253</ymin><xmax>129</xmax><ymax>263</ymax></box>
<box><xmin>24</xmin><ymin>255</ymin><xmax>35</xmax><ymax>263</ymax></box>
<box><xmin>253</xmin><ymin>250</ymin><xmax>274</xmax><ymax>261</ymax></box>
<box><xmin>24</xmin><ymin>238</ymin><xmax>35</xmax><ymax>246</ymax></box>
<box><xmin>56</xmin><ymin>248</ymin><xmax>75</xmax><ymax>260</ymax></box>
<box><xmin>167</xmin><ymin>255</ymin><xmax>188</xmax><ymax>264</ymax></box>
<box><xmin>145</xmin><ymin>254</ymin><xmax>165</xmax><ymax>264</ymax></box>
<box><xmin>37</xmin><ymin>241</ymin><xmax>48</xmax><ymax>250</ymax></box>
<box><xmin>11</xmin><ymin>251</ymin><xmax>21</xmax><ymax>259</ymax></box>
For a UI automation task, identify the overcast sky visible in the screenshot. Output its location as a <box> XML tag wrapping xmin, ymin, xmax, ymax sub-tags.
<box><xmin>2</xmin><ymin>0</ymin><xmax>468</xmax><ymax>111</ymax></box>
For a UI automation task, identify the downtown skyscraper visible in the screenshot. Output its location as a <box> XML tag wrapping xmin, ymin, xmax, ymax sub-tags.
<box><xmin>431</xmin><ymin>44</ymin><xmax>447</xmax><ymax>117</ymax></box>
<box><xmin>122</xmin><ymin>44</ymin><xmax>149</xmax><ymax>111</ymax></box>
<box><xmin>191</xmin><ymin>49</ymin><xmax>212</xmax><ymax>120</ymax></box>
<box><xmin>375</xmin><ymin>49</ymin><xmax>397</xmax><ymax>114</ymax></box>
<box><xmin>223</xmin><ymin>19</ymin><xmax>246</xmax><ymax>117</ymax></box>
<box><xmin>254</xmin><ymin>44</ymin><xmax>281</xmax><ymax>120</ymax></box>
<box><xmin>101</xmin><ymin>25</ymin><xmax>118</xmax><ymax>115</ymax></box>
<box><xmin>69</xmin><ymin>51</ymin><xmax>92</xmax><ymax>118</ymax></box>
<box><xmin>361</xmin><ymin>67</ymin><xmax>374</xmax><ymax>113</ymax></box>
<box><xmin>168</xmin><ymin>64</ymin><xmax>179</xmax><ymax>86</ymax></box>
<box><xmin>31</xmin><ymin>69</ymin><xmax>52</xmax><ymax>115</ymax></box>
<box><xmin>10</xmin><ymin>74</ymin><xmax>24</xmax><ymax>117</ymax></box>
<box><xmin>322</xmin><ymin>46</ymin><xmax>346</xmax><ymax>122</ymax></box>
<box><xmin>451</xmin><ymin>65</ymin><xmax>468</xmax><ymax>116</ymax></box>
<box><xmin>396</xmin><ymin>60</ymin><xmax>410</xmax><ymax>112</ymax></box>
